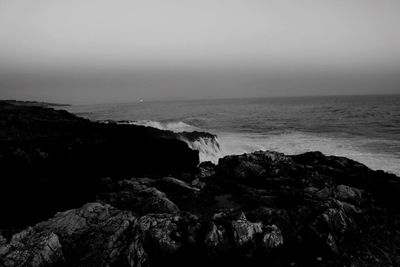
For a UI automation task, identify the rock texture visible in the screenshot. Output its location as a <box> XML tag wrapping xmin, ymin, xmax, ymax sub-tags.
<box><xmin>3</xmin><ymin>148</ymin><xmax>400</xmax><ymax>266</ymax></box>
<box><xmin>0</xmin><ymin>228</ymin><xmax>65</xmax><ymax>267</ymax></box>
<box><xmin>0</xmin><ymin>101</ymin><xmax>199</xmax><ymax>229</ymax></box>
<box><xmin>97</xmin><ymin>178</ymin><xmax>180</xmax><ymax>215</ymax></box>
<box><xmin>2</xmin><ymin>102</ymin><xmax>400</xmax><ymax>266</ymax></box>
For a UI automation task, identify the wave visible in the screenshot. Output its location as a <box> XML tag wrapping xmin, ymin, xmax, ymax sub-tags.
<box><xmin>100</xmin><ymin>119</ymin><xmax>400</xmax><ymax>175</ymax></box>
<box><xmin>176</xmin><ymin>131</ymin><xmax>222</xmax><ymax>163</ymax></box>
<box><xmin>130</xmin><ymin>120</ymin><xmax>223</xmax><ymax>163</ymax></box>
<box><xmin>131</xmin><ymin>120</ymin><xmax>223</xmax><ymax>163</ymax></box>
<box><xmin>103</xmin><ymin>119</ymin><xmax>223</xmax><ymax>163</ymax></box>
<box><xmin>216</xmin><ymin>131</ymin><xmax>400</xmax><ymax>175</ymax></box>
<box><xmin>112</xmin><ymin>120</ymin><xmax>199</xmax><ymax>133</ymax></box>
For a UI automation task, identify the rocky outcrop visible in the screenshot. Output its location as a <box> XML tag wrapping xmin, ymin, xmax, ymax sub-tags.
<box><xmin>128</xmin><ymin>213</ymin><xmax>191</xmax><ymax>267</ymax></box>
<box><xmin>33</xmin><ymin>203</ymin><xmax>136</xmax><ymax>267</ymax></box>
<box><xmin>0</xmin><ymin>101</ymin><xmax>199</xmax><ymax>229</ymax></box>
<box><xmin>2</xmin><ymin>102</ymin><xmax>400</xmax><ymax>266</ymax></box>
<box><xmin>0</xmin><ymin>228</ymin><xmax>65</xmax><ymax>267</ymax></box>
<box><xmin>213</xmin><ymin>150</ymin><xmax>400</xmax><ymax>266</ymax></box>
<box><xmin>291</xmin><ymin>151</ymin><xmax>400</xmax><ymax>210</ymax></box>
<box><xmin>1</xmin><ymin>204</ymin><xmax>286</xmax><ymax>267</ymax></box>
<box><xmin>97</xmin><ymin>178</ymin><xmax>180</xmax><ymax>215</ymax></box>
<box><xmin>217</xmin><ymin>151</ymin><xmax>302</xmax><ymax>189</ymax></box>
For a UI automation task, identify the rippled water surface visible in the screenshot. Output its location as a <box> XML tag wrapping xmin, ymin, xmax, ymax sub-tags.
<box><xmin>65</xmin><ymin>95</ymin><xmax>400</xmax><ymax>175</ymax></box>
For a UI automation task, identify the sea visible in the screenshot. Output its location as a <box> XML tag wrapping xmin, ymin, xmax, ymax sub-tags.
<box><xmin>64</xmin><ymin>95</ymin><xmax>400</xmax><ymax>176</ymax></box>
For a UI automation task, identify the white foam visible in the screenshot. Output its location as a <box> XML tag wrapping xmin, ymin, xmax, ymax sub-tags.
<box><xmin>179</xmin><ymin>136</ymin><xmax>223</xmax><ymax>163</ymax></box>
<box><xmin>216</xmin><ymin>131</ymin><xmax>400</xmax><ymax>175</ymax></box>
<box><xmin>122</xmin><ymin>120</ymin><xmax>198</xmax><ymax>133</ymax></box>
<box><xmin>124</xmin><ymin>120</ymin><xmax>223</xmax><ymax>162</ymax></box>
<box><xmin>117</xmin><ymin>119</ymin><xmax>400</xmax><ymax>175</ymax></box>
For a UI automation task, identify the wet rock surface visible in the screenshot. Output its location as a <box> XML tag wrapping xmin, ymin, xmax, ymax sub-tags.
<box><xmin>2</xmin><ymin>102</ymin><xmax>400</xmax><ymax>266</ymax></box>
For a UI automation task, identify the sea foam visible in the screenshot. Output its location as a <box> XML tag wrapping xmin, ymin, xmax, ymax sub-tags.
<box><xmin>114</xmin><ymin>119</ymin><xmax>400</xmax><ymax>175</ymax></box>
<box><xmin>127</xmin><ymin>120</ymin><xmax>198</xmax><ymax>133</ymax></box>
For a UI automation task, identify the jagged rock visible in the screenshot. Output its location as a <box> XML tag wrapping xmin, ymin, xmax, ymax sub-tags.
<box><xmin>309</xmin><ymin>200</ymin><xmax>360</xmax><ymax>256</ymax></box>
<box><xmin>97</xmin><ymin>178</ymin><xmax>180</xmax><ymax>215</ymax></box>
<box><xmin>312</xmin><ymin>185</ymin><xmax>365</xmax><ymax>206</ymax></box>
<box><xmin>2</xmin><ymin>102</ymin><xmax>400</xmax><ymax>267</ymax></box>
<box><xmin>217</xmin><ymin>151</ymin><xmax>302</xmax><ymax>188</ymax></box>
<box><xmin>204</xmin><ymin>223</ymin><xmax>230</xmax><ymax>253</ymax></box>
<box><xmin>0</xmin><ymin>101</ymin><xmax>199</xmax><ymax>229</ymax></box>
<box><xmin>155</xmin><ymin>177</ymin><xmax>200</xmax><ymax>196</ymax></box>
<box><xmin>334</xmin><ymin>184</ymin><xmax>364</xmax><ymax>205</ymax></box>
<box><xmin>261</xmin><ymin>225</ymin><xmax>284</xmax><ymax>249</ymax></box>
<box><xmin>316</xmin><ymin>187</ymin><xmax>334</xmax><ymax>199</ymax></box>
<box><xmin>231</xmin><ymin>212</ymin><xmax>263</xmax><ymax>248</ymax></box>
<box><xmin>190</xmin><ymin>178</ymin><xmax>207</xmax><ymax>190</ymax></box>
<box><xmin>246</xmin><ymin>207</ymin><xmax>292</xmax><ymax>236</ymax></box>
<box><xmin>0</xmin><ymin>228</ymin><xmax>65</xmax><ymax>267</ymax></box>
<box><xmin>196</xmin><ymin>161</ymin><xmax>216</xmax><ymax>179</ymax></box>
<box><xmin>128</xmin><ymin>214</ymin><xmax>182</xmax><ymax>267</ymax></box>
<box><xmin>0</xmin><ymin>235</ymin><xmax>7</xmax><ymax>246</ymax></box>
<box><xmin>5</xmin><ymin>204</ymin><xmax>202</xmax><ymax>267</ymax></box>
<box><xmin>204</xmin><ymin>211</ymin><xmax>286</xmax><ymax>263</ymax></box>
<box><xmin>153</xmin><ymin>177</ymin><xmax>201</xmax><ymax>208</ymax></box>
<box><xmin>34</xmin><ymin>203</ymin><xmax>136</xmax><ymax>267</ymax></box>
<box><xmin>291</xmin><ymin>151</ymin><xmax>400</xmax><ymax>210</ymax></box>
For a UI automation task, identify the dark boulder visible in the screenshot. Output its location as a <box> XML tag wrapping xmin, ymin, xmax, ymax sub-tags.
<box><xmin>2</xmin><ymin>101</ymin><xmax>400</xmax><ymax>266</ymax></box>
<box><xmin>34</xmin><ymin>203</ymin><xmax>136</xmax><ymax>267</ymax></box>
<box><xmin>0</xmin><ymin>228</ymin><xmax>65</xmax><ymax>267</ymax></box>
<box><xmin>0</xmin><ymin>101</ymin><xmax>199</xmax><ymax>229</ymax></box>
<box><xmin>217</xmin><ymin>151</ymin><xmax>304</xmax><ymax>189</ymax></box>
<box><xmin>97</xmin><ymin>178</ymin><xmax>180</xmax><ymax>215</ymax></box>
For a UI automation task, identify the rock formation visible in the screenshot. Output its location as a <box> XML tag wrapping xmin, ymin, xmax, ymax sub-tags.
<box><xmin>1</xmin><ymin>101</ymin><xmax>400</xmax><ymax>266</ymax></box>
<box><xmin>0</xmin><ymin>101</ymin><xmax>199</xmax><ymax>229</ymax></box>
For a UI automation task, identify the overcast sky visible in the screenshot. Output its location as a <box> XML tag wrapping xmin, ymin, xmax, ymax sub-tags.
<box><xmin>0</xmin><ymin>0</ymin><xmax>399</xmax><ymax>103</ymax></box>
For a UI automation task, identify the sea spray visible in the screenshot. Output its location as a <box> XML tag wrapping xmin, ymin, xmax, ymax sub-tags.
<box><xmin>95</xmin><ymin>115</ymin><xmax>400</xmax><ymax>175</ymax></box>
<box><xmin>177</xmin><ymin>132</ymin><xmax>222</xmax><ymax>163</ymax></box>
<box><xmin>102</xmin><ymin>120</ymin><xmax>224</xmax><ymax>163</ymax></box>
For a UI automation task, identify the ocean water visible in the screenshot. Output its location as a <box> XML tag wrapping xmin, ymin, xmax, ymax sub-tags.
<box><xmin>65</xmin><ymin>95</ymin><xmax>400</xmax><ymax>175</ymax></box>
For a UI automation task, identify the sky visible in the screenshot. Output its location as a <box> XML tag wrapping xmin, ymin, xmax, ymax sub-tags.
<box><xmin>0</xmin><ymin>0</ymin><xmax>399</xmax><ymax>104</ymax></box>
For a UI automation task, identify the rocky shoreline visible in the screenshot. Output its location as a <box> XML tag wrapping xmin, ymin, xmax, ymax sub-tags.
<box><xmin>1</xmin><ymin>101</ymin><xmax>400</xmax><ymax>266</ymax></box>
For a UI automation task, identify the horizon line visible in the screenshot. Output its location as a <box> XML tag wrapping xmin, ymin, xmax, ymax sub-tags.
<box><xmin>2</xmin><ymin>92</ymin><xmax>400</xmax><ymax>106</ymax></box>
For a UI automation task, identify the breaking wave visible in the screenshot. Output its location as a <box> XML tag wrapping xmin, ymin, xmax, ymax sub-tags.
<box><xmin>105</xmin><ymin>120</ymin><xmax>223</xmax><ymax>163</ymax></box>
<box><xmin>176</xmin><ymin>132</ymin><xmax>223</xmax><ymax>163</ymax></box>
<box><xmin>131</xmin><ymin>120</ymin><xmax>198</xmax><ymax>133</ymax></box>
<box><xmin>216</xmin><ymin>131</ymin><xmax>400</xmax><ymax>175</ymax></box>
<box><xmin>101</xmin><ymin>119</ymin><xmax>400</xmax><ymax>175</ymax></box>
<box><xmin>112</xmin><ymin>120</ymin><xmax>199</xmax><ymax>133</ymax></box>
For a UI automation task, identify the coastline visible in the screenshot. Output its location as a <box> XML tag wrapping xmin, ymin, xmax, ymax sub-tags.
<box><xmin>1</xmin><ymin>101</ymin><xmax>400</xmax><ymax>266</ymax></box>
<box><xmin>63</xmin><ymin>95</ymin><xmax>400</xmax><ymax>176</ymax></box>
